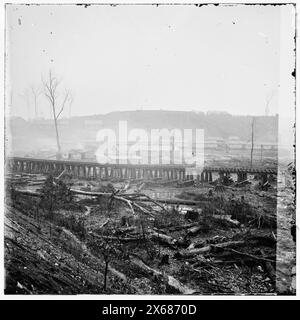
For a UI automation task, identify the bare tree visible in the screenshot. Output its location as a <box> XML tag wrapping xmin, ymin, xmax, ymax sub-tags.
<box><xmin>30</xmin><ymin>85</ymin><xmax>42</xmax><ymax>118</ymax></box>
<box><xmin>42</xmin><ymin>70</ymin><xmax>70</xmax><ymax>159</ymax></box>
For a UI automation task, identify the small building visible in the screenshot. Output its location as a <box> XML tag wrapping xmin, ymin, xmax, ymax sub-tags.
<box><xmin>67</xmin><ymin>149</ymin><xmax>96</xmax><ymax>161</ymax></box>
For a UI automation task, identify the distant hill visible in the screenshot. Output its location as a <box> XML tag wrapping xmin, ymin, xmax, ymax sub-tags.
<box><xmin>69</xmin><ymin>110</ymin><xmax>278</xmax><ymax>141</ymax></box>
<box><xmin>7</xmin><ymin>110</ymin><xmax>278</xmax><ymax>154</ymax></box>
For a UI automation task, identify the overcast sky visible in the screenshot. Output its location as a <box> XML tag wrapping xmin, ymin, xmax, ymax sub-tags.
<box><xmin>6</xmin><ymin>4</ymin><xmax>294</xmax><ymax>119</ymax></box>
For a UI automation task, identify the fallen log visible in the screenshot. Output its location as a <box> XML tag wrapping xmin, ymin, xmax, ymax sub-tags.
<box><xmin>12</xmin><ymin>187</ymin><xmax>156</xmax><ymax>225</ymax></box>
<box><xmin>108</xmin><ymin>266</ymin><xmax>127</xmax><ymax>283</ymax></box>
<box><xmin>56</xmin><ymin>168</ymin><xmax>67</xmax><ymax>180</ymax></box>
<box><xmin>153</xmin><ymin>198</ymin><xmax>207</xmax><ymax>206</ymax></box>
<box><xmin>148</xmin><ymin>231</ymin><xmax>177</xmax><ymax>247</ymax></box>
<box><xmin>122</xmin><ymin>194</ymin><xmax>208</xmax><ymax>206</ymax></box>
<box><xmin>212</xmin><ymin>215</ymin><xmax>240</xmax><ymax>227</ymax></box>
<box><xmin>138</xmin><ymin>193</ymin><xmax>169</xmax><ymax>213</ymax></box>
<box><xmin>161</xmin><ymin>222</ymin><xmax>199</xmax><ymax>232</ymax></box>
<box><xmin>176</xmin><ymin>241</ymin><xmax>246</xmax><ymax>259</ymax></box>
<box><xmin>211</xmin><ymin>214</ymin><xmax>240</xmax><ymax>227</ymax></box>
<box><xmin>177</xmin><ymin>245</ymin><xmax>212</xmax><ymax>258</ymax></box>
<box><xmin>70</xmin><ymin>189</ymin><xmax>110</xmax><ymax>196</ymax></box>
<box><xmin>131</xmin><ymin>201</ymin><xmax>155</xmax><ymax>217</ymax></box>
<box><xmin>92</xmin><ymin>229</ymin><xmax>178</xmax><ymax>247</ymax></box>
<box><xmin>130</xmin><ymin>255</ymin><xmax>195</xmax><ymax>294</ymax></box>
<box><xmin>212</xmin><ymin>246</ymin><xmax>275</xmax><ymax>263</ymax></box>
<box><xmin>90</xmin><ymin>232</ymin><xmax>143</xmax><ymax>243</ymax></box>
<box><xmin>209</xmin><ymin>258</ymin><xmax>259</xmax><ymax>265</ymax></box>
<box><xmin>212</xmin><ymin>241</ymin><xmax>245</xmax><ymax>249</ymax></box>
<box><xmin>27</xmin><ymin>182</ymin><xmax>46</xmax><ymax>186</ymax></box>
<box><xmin>6</xmin><ymin>180</ymin><xmax>29</xmax><ymax>185</ymax></box>
<box><xmin>186</xmin><ymin>225</ymin><xmax>207</xmax><ymax>236</ymax></box>
<box><xmin>106</xmin><ymin>236</ymin><xmax>142</xmax><ymax>242</ymax></box>
<box><xmin>114</xmin><ymin>195</ymin><xmax>136</xmax><ymax>215</ymax></box>
<box><xmin>14</xmin><ymin>187</ymin><xmax>207</xmax><ymax>207</ymax></box>
<box><xmin>13</xmin><ymin>189</ymin><xmax>40</xmax><ymax>197</ymax></box>
<box><xmin>234</xmin><ymin>179</ymin><xmax>251</xmax><ymax>186</ymax></box>
<box><xmin>187</xmin><ymin>239</ymin><xmax>207</xmax><ymax>250</ymax></box>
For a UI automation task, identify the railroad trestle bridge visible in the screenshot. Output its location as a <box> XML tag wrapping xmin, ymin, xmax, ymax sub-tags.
<box><xmin>7</xmin><ymin>157</ymin><xmax>277</xmax><ymax>183</ymax></box>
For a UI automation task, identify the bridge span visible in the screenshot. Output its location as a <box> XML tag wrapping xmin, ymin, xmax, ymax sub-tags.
<box><xmin>6</xmin><ymin>157</ymin><xmax>277</xmax><ymax>183</ymax></box>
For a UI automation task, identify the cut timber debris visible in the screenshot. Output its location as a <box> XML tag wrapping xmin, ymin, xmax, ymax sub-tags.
<box><xmin>130</xmin><ymin>255</ymin><xmax>195</xmax><ymax>294</ymax></box>
<box><xmin>212</xmin><ymin>215</ymin><xmax>240</xmax><ymax>227</ymax></box>
<box><xmin>148</xmin><ymin>231</ymin><xmax>177</xmax><ymax>247</ymax></box>
<box><xmin>176</xmin><ymin>241</ymin><xmax>246</xmax><ymax>259</ymax></box>
<box><xmin>13</xmin><ymin>187</ymin><xmax>207</xmax><ymax>207</ymax></box>
<box><xmin>234</xmin><ymin>179</ymin><xmax>251</xmax><ymax>187</ymax></box>
<box><xmin>187</xmin><ymin>225</ymin><xmax>207</xmax><ymax>236</ymax></box>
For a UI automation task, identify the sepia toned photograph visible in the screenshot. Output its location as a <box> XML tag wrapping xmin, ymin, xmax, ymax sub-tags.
<box><xmin>3</xmin><ymin>3</ymin><xmax>296</xmax><ymax>296</ymax></box>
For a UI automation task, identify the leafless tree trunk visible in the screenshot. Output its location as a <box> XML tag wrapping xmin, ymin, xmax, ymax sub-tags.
<box><xmin>30</xmin><ymin>86</ymin><xmax>42</xmax><ymax>118</ymax></box>
<box><xmin>42</xmin><ymin>70</ymin><xmax>70</xmax><ymax>159</ymax></box>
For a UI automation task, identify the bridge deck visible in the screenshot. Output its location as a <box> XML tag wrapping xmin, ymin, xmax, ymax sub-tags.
<box><xmin>6</xmin><ymin>157</ymin><xmax>277</xmax><ymax>175</ymax></box>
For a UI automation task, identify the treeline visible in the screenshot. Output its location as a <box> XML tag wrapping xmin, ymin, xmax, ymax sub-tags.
<box><xmin>9</xmin><ymin>110</ymin><xmax>278</xmax><ymax>149</ymax></box>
